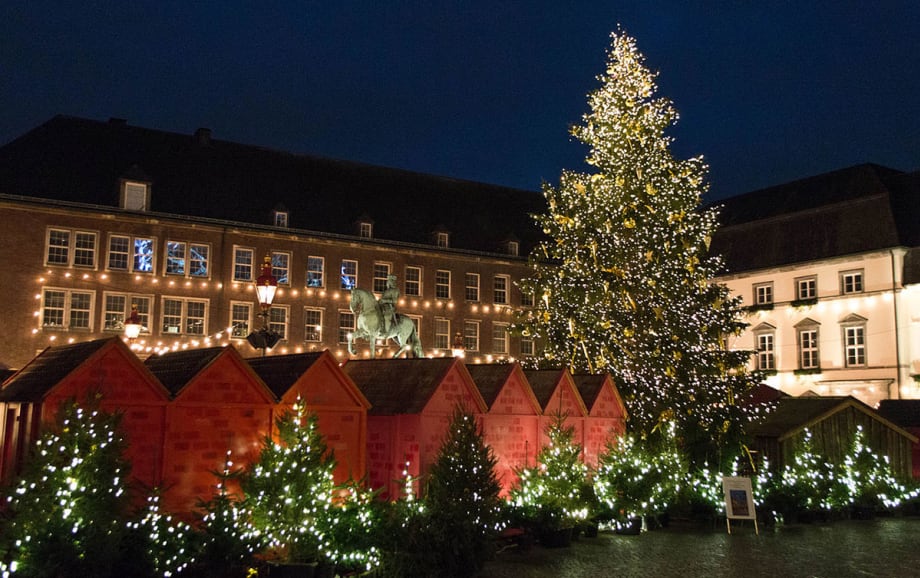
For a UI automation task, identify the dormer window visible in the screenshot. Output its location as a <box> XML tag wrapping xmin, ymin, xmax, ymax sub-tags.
<box><xmin>273</xmin><ymin>210</ymin><xmax>289</xmax><ymax>228</ymax></box>
<box><xmin>121</xmin><ymin>180</ymin><xmax>150</xmax><ymax>211</ymax></box>
<box><xmin>436</xmin><ymin>232</ymin><xmax>449</xmax><ymax>248</ymax></box>
<box><xmin>507</xmin><ymin>240</ymin><xmax>519</xmax><ymax>256</ymax></box>
<box><xmin>359</xmin><ymin>222</ymin><xmax>373</xmax><ymax>238</ymax></box>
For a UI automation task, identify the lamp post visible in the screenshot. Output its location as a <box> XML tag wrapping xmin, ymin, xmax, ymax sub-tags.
<box><xmin>247</xmin><ymin>254</ymin><xmax>280</xmax><ymax>356</ymax></box>
<box><xmin>124</xmin><ymin>304</ymin><xmax>143</xmax><ymax>340</ymax></box>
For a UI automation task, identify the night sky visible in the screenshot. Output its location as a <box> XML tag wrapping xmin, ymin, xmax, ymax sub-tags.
<box><xmin>2</xmin><ymin>2</ymin><xmax>919</xmax><ymax>202</ymax></box>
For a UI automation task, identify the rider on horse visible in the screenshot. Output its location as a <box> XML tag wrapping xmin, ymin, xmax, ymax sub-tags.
<box><xmin>379</xmin><ymin>275</ymin><xmax>399</xmax><ymax>333</ymax></box>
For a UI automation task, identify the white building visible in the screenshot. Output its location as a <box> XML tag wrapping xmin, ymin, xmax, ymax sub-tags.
<box><xmin>711</xmin><ymin>164</ymin><xmax>920</xmax><ymax>407</ymax></box>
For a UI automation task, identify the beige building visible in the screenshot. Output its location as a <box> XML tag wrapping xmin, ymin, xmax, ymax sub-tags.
<box><xmin>711</xmin><ymin>164</ymin><xmax>920</xmax><ymax>406</ymax></box>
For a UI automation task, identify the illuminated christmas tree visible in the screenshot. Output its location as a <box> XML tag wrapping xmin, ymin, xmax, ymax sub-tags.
<box><xmin>0</xmin><ymin>401</ymin><xmax>134</xmax><ymax>577</ymax></box>
<box><xmin>517</xmin><ymin>30</ymin><xmax>758</xmax><ymax>467</ymax></box>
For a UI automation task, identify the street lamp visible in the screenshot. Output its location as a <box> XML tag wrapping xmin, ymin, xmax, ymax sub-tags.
<box><xmin>124</xmin><ymin>304</ymin><xmax>143</xmax><ymax>340</ymax></box>
<box><xmin>247</xmin><ymin>254</ymin><xmax>280</xmax><ymax>355</ymax></box>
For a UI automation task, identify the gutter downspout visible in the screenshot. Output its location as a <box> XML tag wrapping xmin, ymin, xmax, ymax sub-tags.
<box><xmin>891</xmin><ymin>249</ymin><xmax>902</xmax><ymax>399</ymax></box>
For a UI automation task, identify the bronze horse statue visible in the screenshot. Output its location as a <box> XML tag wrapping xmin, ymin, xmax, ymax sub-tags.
<box><xmin>348</xmin><ymin>288</ymin><xmax>423</xmax><ymax>358</ymax></box>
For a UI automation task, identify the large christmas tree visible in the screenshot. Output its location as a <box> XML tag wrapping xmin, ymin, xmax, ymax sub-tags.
<box><xmin>517</xmin><ymin>30</ymin><xmax>758</xmax><ymax>466</ymax></box>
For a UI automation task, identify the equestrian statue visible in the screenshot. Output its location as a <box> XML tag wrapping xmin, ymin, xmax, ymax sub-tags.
<box><xmin>348</xmin><ymin>275</ymin><xmax>423</xmax><ymax>358</ymax></box>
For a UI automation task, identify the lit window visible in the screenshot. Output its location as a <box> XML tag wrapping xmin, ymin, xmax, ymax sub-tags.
<box><xmin>103</xmin><ymin>293</ymin><xmax>151</xmax><ymax>333</ymax></box>
<box><xmin>166</xmin><ymin>241</ymin><xmax>186</xmax><ymax>275</ymax></box>
<box><xmin>307</xmin><ymin>256</ymin><xmax>325</xmax><ymax>288</ymax></box>
<box><xmin>233</xmin><ymin>247</ymin><xmax>255</xmax><ymax>282</ymax></box>
<box><xmin>304</xmin><ymin>308</ymin><xmax>323</xmax><ymax>342</ymax></box>
<box><xmin>841</xmin><ymin>270</ymin><xmax>864</xmax><ymax>294</ymax></box>
<box><xmin>492</xmin><ymin>322</ymin><xmax>509</xmax><ymax>354</ymax></box>
<box><xmin>494</xmin><ymin>275</ymin><xmax>509</xmax><ymax>304</ymax></box>
<box><xmin>796</xmin><ymin>276</ymin><xmax>817</xmax><ymax>300</ymax></box>
<box><xmin>753</xmin><ymin>282</ymin><xmax>773</xmax><ymax>306</ymax></box>
<box><xmin>756</xmin><ymin>332</ymin><xmax>775</xmax><ymax>370</ymax></box>
<box><xmin>465</xmin><ymin>273</ymin><xmax>480</xmax><ymax>302</ymax></box>
<box><xmin>798</xmin><ymin>328</ymin><xmax>819</xmax><ymax>369</ymax></box>
<box><xmin>373</xmin><ymin>263</ymin><xmax>391</xmax><ymax>294</ymax></box>
<box><xmin>436</xmin><ymin>270</ymin><xmax>451</xmax><ymax>300</ymax></box>
<box><xmin>230</xmin><ymin>302</ymin><xmax>252</xmax><ymax>338</ymax></box>
<box><xmin>162</xmin><ymin>297</ymin><xmax>208</xmax><ymax>335</ymax></box>
<box><xmin>341</xmin><ymin>260</ymin><xmax>358</xmax><ymax>290</ymax></box>
<box><xmin>268</xmin><ymin>306</ymin><xmax>289</xmax><ymax>340</ymax></box>
<box><xmin>41</xmin><ymin>288</ymin><xmax>94</xmax><ymax>330</ymax></box>
<box><xmin>843</xmin><ymin>324</ymin><xmax>866</xmax><ymax>366</ymax></box>
<box><xmin>338</xmin><ymin>310</ymin><xmax>355</xmax><ymax>344</ymax></box>
<box><xmin>272</xmin><ymin>252</ymin><xmax>290</xmax><ymax>286</ymax></box>
<box><xmin>405</xmin><ymin>266</ymin><xmax>421</xmax><ymax>297</ymax></box>
<box><xmin>435</xmin><ymin>318</ymin><xmax>450</xmax><ymax>349</ymax></box>
<box><xmin>464</xmin><ymin>320</ymin><xmax>480</xmax><ymax>352</ymax></box>
<box><xmin>45</xmin><ymin>228</ymin><xmax>97</xmax><ymax>268</ymax></box>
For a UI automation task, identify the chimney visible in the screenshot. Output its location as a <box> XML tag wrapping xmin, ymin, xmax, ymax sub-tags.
<box><xmin>194</xmin><ymin>127</ymin><xmax>212</xmax><ymax>146</ymax></box>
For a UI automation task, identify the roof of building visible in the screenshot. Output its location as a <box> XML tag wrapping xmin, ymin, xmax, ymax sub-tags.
<box><xmin>0</xmin><ymin>338</ymin><xmax>114</xmax><ymax>402</ymax></box>
<box><xmin>876</xmin><ymin>399</ymin><xmax>920</xmax><ymax>428</ymax></box>
<box><xmin>749</xmin><ymin>396</ymin><xmax>915</xmax><ymax>441</ymax></box>
<box><xmin>143</xmin><ymin>346</ymin><xmax>227</xmax><ymax>395</ymax></box>
<box><xmin>342</xmin><ymin>358</ymin><xmax>461</xmax><ymax>415</ymax></box>
<box><xmin>709</xmin><ymin>164</ymin><xmax>920</xmax><ymax>275</ymax></box>
<box><xmin>464</xmin><ymin>363</ymin><xmax>517</xmax><ymax>408</ymax></box>
<box><xmin>570</xmin><ymin>373</ymin><xmax>608</xmax><ymax>409</ymax></box>
<box><xmin>0</xmin><ymin>115</ymin><xmax>545</xmax><ymax>255</ymax></box>
<box><xmin>246</xmin><ymin>352</ymin><xmax>325</xmax><ymax>400</ymax></box>
<box><xmin>522</xmin><ymin>368</ymin><xmax>567</xmax><ymax>410</ymax></box>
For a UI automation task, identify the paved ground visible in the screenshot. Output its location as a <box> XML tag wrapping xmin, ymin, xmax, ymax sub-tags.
<box><xmin>477</xmin><ymin>516</ymin><xmax>920</xmax><ymax>578</ymax></box>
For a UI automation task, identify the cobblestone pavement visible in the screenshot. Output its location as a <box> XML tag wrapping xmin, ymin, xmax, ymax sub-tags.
<box><xmin>477</xmin><ymin>517</ymin><xmax>920</xmax><ymax>578</ymax></box>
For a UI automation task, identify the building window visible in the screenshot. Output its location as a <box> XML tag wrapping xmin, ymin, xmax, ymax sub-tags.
<box><xmin>841</xmin><ymin>270</ymin><xmax>864</xmax><ymax>294</ymax></box>
<box><xmin>796</xmin><ymin>276</ymin><xmax>817</xmax><ymax>301</ymax></box>
<box><xmin>307</xmin><ymin>256</ymin><xmax>324</xmax><ymax>288</ymax></box>
<box><xmin>268</xmin><ymin>306</ymin><xmax>288</xmax><ymax>340</ymax></box>
<box><xmin>843</xmin><ymin>324</ymin><xmax>866</xmax><ymax>367</ymax></box>
<box><xmin>521</xmin><ymin>290</ymin><xmax>535</xmax><ymax>307</ymax></box>
<box><xmin>103</xmin><ymin>293</ymin><xmax>151</xmax><ymax>333</ymax></box>
<box><xmin>753</xmin><ymin>282</ymin><xmax>773</xmax><ymax>306</ymax></box>
<box><xmin>492</xmin><ymin>322</ymin><xmax>509</xmax><ymax>354</ymax></box>
<box><xmin>359</xmin><ymin>222</ymin><xmax>373</xmax><ymax>238</ymax></box>
<box><xmin>798</xmin><ymin>328</ymin><xmax>819</xmax><ymax>369</ymax></box>
<box><xmin>373</xmin><ymin>263</ymin><xmax>391</xmax><ymax>294</ymax></box>
<box><xmin>273</xmin><ymin>210</ymin><xmax>289</xmax><ymax>228</ymax></box>
<box><xmin>233</xmin><ymin>247</ymin><xmax>254</xmax><ymax>282</ymax></box>
<box><xmin>272</xmin><ymin>251</ymin><xmax>290</xmax><ymax>285</ymax></box>
<box><xmin>464</xmin><ymin>320</ymin><xmax>480</xmax><ymax>352</ymax></box>
<box><xmin>756</xmin><ymin>332</ymin><xmax>775</xmax><ymax>371</ymax></box>
<box><xmin>435</xmin><ymin>270</ymin><xmax>451</xmax><ymax>300</ymax></box>
<box><xmin>165</xmin><ymin>241</ymin><xmax>210</xmax><ymax>277</ymax></box>
<box><xmin>41</xmin><ymin>288</ymin><xmax>94</xmax><ymax>330</ymax></box>
<box><xmin>162</xmin><ymin>297</ymin><xmax>207</xmax><ymax>335</ymax></box>
<box><xmin>45</xmin><ymin>228</ymin><xmax>97</xmax><ymax>268</ymax></box>
<box><xmin>507</xmin><ymin>240</ymin><xmax>519</xmax><ymax>256</ymax></box>
<box><xmin>121</xmin><ymin>181</ymin><xmax>149</xmax><ymax>211</ymax></box>
<box><xmin>436</xmin><ymin>232</ymin><xmax>449</xmax><ymax>248</ymax></box>
<box><xmin>230</xmin><ymin>302</ymin><xmax>252</xmax><ymax>338</ymax></box>
<box><xmin>405</xmin><ymin>266</ymin><xmax>421</xmax><ymax>297</ymax></box>
<box><xmin>435</xmin><ymin>318</ymin><xmax>450</xmax><ymax>350</ymax></box>
<box><xmin>341</xmin><ymin>260</ymin><xmax>358</xmax><ymax>290</ymax></box>
<box><xmin>521</xmin><ymin>334</ymin><xmax>535</xmax><ymax>357</ymax></box>
<box><xmin>465</xmin><ymin>273</ymin><xmax>480</xmax><ymax>302</ymax></box>
<box><xmin>304</xmin><ymin>308</ymin><xmax>323</xmax><ymax>342</ymax></box>
<box><xmin>338</xmin><ymin>311</ymin><xmax>355</xmax><ymax>344</ymax></box>
<box><xmin>109</xmin><ymin>235</ymin><xmax>155</xmax><ymax>273</ymax></box>
<box><xmin>494</xmin><ymin>275</ymin><xmax>509</xmax><ymax>305</ymax></box>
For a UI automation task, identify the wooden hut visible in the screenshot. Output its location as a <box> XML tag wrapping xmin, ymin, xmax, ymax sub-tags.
<box><xmin>877</xmin><ymin>400</ymin><xmax>920</xmax><ymax>478</ymax></box>
<box><xmin>571</xmin><ymin>373</ymin><xmax>627</xmax><ymax>468</ymax></box>
<box><xmin>749</xmin><ymin>396</ymin><xmax>917</xmax><ymax>477</ymax></box>
<box><xmin>0</xmin><ymin>338</ymin><xmax>169</xmax><ymax>491</ymax></box>
<box><xmin>343</xmin><ymin>357</ymin><xmax>486</xmax><ymax>499</ymax></box>
<box><xmin>145</xmin><ymin>346</ymin><xmax>275</xmax><ymax>512</ymax></box>
<box><xmin>523</xmin><ymin>368</ymin><xmax>588</xmax><ymax>449</ymax></box>
<box><xmin>465</xmin><ymin>363</ymin><xmax>541</xmax><ymax>494</ymax></box>
<box><xmin>247</xmin><ymin>350</ymin><xmax>370</xmax><ymax>482</ymax></box>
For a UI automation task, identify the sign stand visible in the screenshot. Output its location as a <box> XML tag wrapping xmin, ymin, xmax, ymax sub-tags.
<box><xmin>722</xmin><ymin>476</ymin><xmax>758</xmax><ymax>535</ymax></box>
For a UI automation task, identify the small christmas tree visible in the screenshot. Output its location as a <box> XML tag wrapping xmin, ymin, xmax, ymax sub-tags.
<box><xmin>241</xmin><ymin>400</ymin><xmax>336</xmax><ymax>565</ymax></box>
<box><xmin>0</xmin><ymin>400</ymin><xmax>134</xmax><ymax>577</ymax></box>
<box><xmin>424</xmin><ymin>408</ymin><xmax>503</xmax><ymax>576</ymax></box>
<box><xmin>509</xmin><ymin>413</ymin><xmax>589</xmax><ymax>542</ymax></box>
<box><xmin>516</xmin><ymin>29</ymin><xmax>759</xmax><ymax>468</ymax></box>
